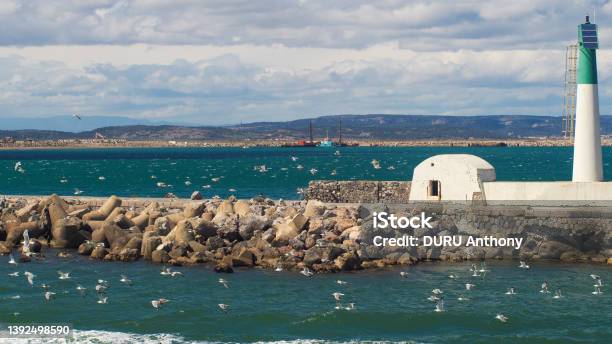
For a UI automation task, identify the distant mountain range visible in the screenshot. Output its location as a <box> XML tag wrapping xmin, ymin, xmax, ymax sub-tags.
<box><xmin>2</xmin><ymin>115</ymin><xmax>611</xmax><ymax>141</ymax></box>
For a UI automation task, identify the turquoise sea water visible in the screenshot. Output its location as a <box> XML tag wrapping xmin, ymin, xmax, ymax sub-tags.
<box><xmin>0</xmin><ymin>254</ymin><xmax>609</xmax><ymax>343</ymax></box>
<box><xmin>0</xmin><ymin>147</ymin><xmax>611</xmax><ymax>199</ymax></box>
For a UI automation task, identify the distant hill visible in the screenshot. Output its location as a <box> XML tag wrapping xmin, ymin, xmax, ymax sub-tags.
<box><xmin>1</xmin><ymin>115</ymin><xmax>611</xmax><ymax>140</ymax></box>
<box><xmin>0</xmin><ymin>115</ymin><xmax>180</xmax><ymax>132</ymax></box>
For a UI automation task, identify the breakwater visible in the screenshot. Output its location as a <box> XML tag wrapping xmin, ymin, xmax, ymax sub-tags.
<box><xmin>1</xmin><ymin>194</ymin><xmax>610</xmax><ymax>271</ymax></box>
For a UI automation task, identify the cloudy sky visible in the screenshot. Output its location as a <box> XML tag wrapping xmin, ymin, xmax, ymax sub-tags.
<box><xmin>1</xmin><ymin>0</ymin><xmax>611</xmax><ymax>125</ymax></box>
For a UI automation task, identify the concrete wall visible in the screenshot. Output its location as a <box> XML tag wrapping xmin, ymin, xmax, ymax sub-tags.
<box><xmin>483</xmin><ymin>182</ymin><xmax>612</xmax><ymax>205</ymax></box>
<box><xmin>305</xmin><ymin>181</ymin><xmax>411</xmax><ymax>203</ymax></box>
<box><xmin>357</xmin><ymin>203</ymin><xmax>612</xmax><ymax>263</ymax></box>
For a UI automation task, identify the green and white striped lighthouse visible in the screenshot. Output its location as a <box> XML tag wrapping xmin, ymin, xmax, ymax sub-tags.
<box><xmin>573</xmin><ymin>16</ymin><xmax>604</xmax><ymax>182</ymax></box>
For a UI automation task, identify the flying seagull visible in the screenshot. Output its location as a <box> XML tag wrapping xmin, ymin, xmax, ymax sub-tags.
<box><xmin>73</xmin><ymin>114</ymin><xmax>82</xmax><ymax>120</ymax></box>
<box><xmin>495</xmin><ymin>314</ymin><xmax>508</xmax><ymax>323</ymax></box>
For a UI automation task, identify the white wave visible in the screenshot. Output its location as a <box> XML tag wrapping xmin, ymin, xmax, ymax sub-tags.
<box><xmin>0</xmin><ymin>330</ymin><xmax>421</xmax><ymax>344</ymax></box>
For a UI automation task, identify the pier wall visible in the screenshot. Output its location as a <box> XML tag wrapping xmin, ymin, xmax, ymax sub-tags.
<box><xmin>357</xmin><ymin>203</ymin><xmax>612</xmax><ymax>263</ymax></box>
<box><xmin>305</xmin><ymin>180</ymin><xmax>411</xmax><ymax>203</ymax></box>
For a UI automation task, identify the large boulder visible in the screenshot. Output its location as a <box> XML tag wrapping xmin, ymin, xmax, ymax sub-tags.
<box><xmin>231</xmin><ymin>247</ymin><xmax>255</xmax><ymax>267</ymax></box>
<box><xmin>183</xmin><ymin>202</ymin><xmax>206</xmax><ymax>218</ymax></box>
<box><xmin>141</xmin><ymin>232</ymin><xmax>162</xmax><ymax>259</ymax></box>
<box><xmin>273</xmin><ymin>221</ymin><xmax>299</xmax><ymax>244</ymax></box>
<box><xmin>51</xmin><ymin>217</ymin><xmax>87</xmax><ymax>248</ymax></box>
<box><xmin>303</xmin><ymin>246</ymin><xmax>346</xmax><ymax>266</ymax></box>
<box><xmin>78</xmin><ymin>241</ymin><xmax>95</xmax><ymax>255</ymax></box>
<box><xmin>151</xmin><ymin>249</ymin><xmax>170</xmax><ymax>263</ymax></box>
<box><xmin>217</xmin><ymin>200</ymin><xmax>234</xmax><ymax>214</ymax></box>
<box><xmin>83</xmin><ymin>196</ymin><xmax>121</xmax><ymax>221</ymax></box>
<box><xmin>334</xmin><ymin>251</ymin><xmax>361</xmax><ymax>270</ymax></box>
<box><xmin>191</xmin><ymin>219</ymin><xmax>218</xmax><ymax>240</ymax></box>
<box><xmin>238</xmin><ymin>216</ymin><xmax>271</xmax><ymax>240</ymax></box>
<box><xmin>233</xmin><ymin>200</ymin><xmax>251</xmax><ymax>217</ymax></box>
<box><xmin>92</xmin><ymin>223</ymin><xmax>128</xmax><ymax>249</ymax></box>
<box><xmin>165</xmin><ymin>220</ymin><xmax>195</xmax><ymax>245</ymax></box>
<box><xmin>304</xmin><ymin>200</ymin><xmax>325</xmax><ymax>218</ymax></box>
<box><xmin>15</xmin><ymin>201</ymin><xmax>39</xmax><ymax>222</ymax></box>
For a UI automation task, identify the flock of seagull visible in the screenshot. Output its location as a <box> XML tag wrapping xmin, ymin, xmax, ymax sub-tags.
<box><xmin>417</xmin><ymin>261</ymin><xmax>606</xmax><ymax>323</ymax></box>
<box><xmin>11</xmin><ymin>152</ymin><xmax>402</xmax><ymax>199</ymax></box>
<box><xmin>3</xmin><ymin>243</ymin><xmax>608</xmax><ymax>323</ymax></box>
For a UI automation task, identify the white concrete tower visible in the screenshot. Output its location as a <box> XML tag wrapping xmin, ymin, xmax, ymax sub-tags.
<box><xmin>573</xmin><ymin>16</ymin><xmax>603</xmax><ymax>182</ymax></box>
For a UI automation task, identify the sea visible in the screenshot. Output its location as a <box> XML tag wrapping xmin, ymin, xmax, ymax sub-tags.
<box><xmin>0</xmin><ymin>146</ymin><xmax>611</xmax><ymax>199</ymax></box>
<box><xmin>0</xmin><ymin>146</ymin><xmax>611</xmax><ymax>343</ymax></box>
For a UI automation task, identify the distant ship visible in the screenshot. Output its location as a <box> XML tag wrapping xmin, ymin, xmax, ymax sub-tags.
<box><xmin>282</xmin><ymin>118</ymin><xmax>357</xmax><ymax>147</ymax></box>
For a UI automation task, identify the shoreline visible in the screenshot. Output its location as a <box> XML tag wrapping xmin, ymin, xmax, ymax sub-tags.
<box><xmin>2</xmin><ymin>138</ymin><xmax>612</xmax><ymax>150</ymax></box>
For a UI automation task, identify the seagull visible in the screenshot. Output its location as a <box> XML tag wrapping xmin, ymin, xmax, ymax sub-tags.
<box><xmin>120</xmin><ymin>275</ymin><xmax>132</xmax><ymax>285</ymax></box>
<box><xmin>540</xmin><ymin>281</ymin><xmax>549</xmax><ymax>294</ymax></box>
<box><xmin>519</xmin><ymin>261</ymin><xmax>530</xmax><ymax>269</ymax></box>
<box><xmin>24</xmin><ymin>271</ymin><xmax>35</xmax><ymax>286</ymax></box>
<box><xmin>185</xmin><ymin>180</ymin><xmax>192</xmax><ymax>186</ymax></box>
<box><xmin>97</xmin><ymin>296</ymin><xmax>108</xmax><ymax>304</ymax></box>
<box><xmin>151</xmin><ymin>298</ymin><xmax>168</xmax><ymax>309</ymax></box>
<box><xmin>334</xmin><ymin>150</ymin><xmax>341</xmax><ymax>156</ymax></box>
<box><xmin>400</xmin><ymin>271</ymin><xmax>409</xmax><ymax>278</ymax></box>
<box><xmin>431</xmin><ymin>289</ymin><xmax>443</xmax><ymax>295</ymax></box>
<box><xmin>211</xmin><ymin>177</ymin><xmax>221</xmax><ymax>182</ymax></box>
<box><xmin>72</xmin><ymin>114</ymin><xmax>82</xmax><ymax>120</ymax></box>
<box><xmin>8</xmin><ymin>272</ymin><xmax>19</xmax><ymax>277</ymax></box>
<box><xmin>22</xmin><ymin>230</ymin><xmax>31</xmax><ymax>255</ymax></box>
<box><xmin>8</xmin><ymin>254</ymin><xmax>17</xmax><ymax>265</ymax></box>
<box><xmin>95</xmin><ymin>283</ymin><xmax>107</xmax><ymax>294</ymax></box>
<box><xmin>505</xmin><ymin>288</ymin><xmax>516</xmax><ymax>295</ymax></box>
<box><xmin>594</xmin><ymin>279</ymin><xmax>604</xmax><ymax>287</ymax></box>
<box><xmin>160</xmin><ymin>267</ymin><xmax>171</xmax><ymax>276</ymax></box>
<box><xmin>371</xmin><ymin>159</ymin><xmax>381</xmax><ymax>169</ymax></box>
<box><xmin>300</xmin><ymin>267</ymin><xmax>314</xmax><ymax>277</ymax></box>
<box><xmin>44</xmin><ymin>291</ymin><xmax>56</xmax><ymax>302</ymax></box>
<box><xmin>344</xmin><ymin>303</ymin><xmax>355</xmax><ymax>310</ymax></box>
<box><xmin>495</xmin><ymin>314</ymin><xmax>508</xmax><ymax>323</ymax></box>
<box><xmin>73</xmin><ymin>188</ymin><xmax>84</xmax><ymax>195</ymax></box>
<box><xmin>553</xmin><ymin>289</ymin><xmax>563</xmax><ymax>299</ymax></box>
<box><xmin>448</xmin><ymin>274</ymin><xmax>458</xmax><ymax>279</ymax></box>
<box><xmin>590</xmin><ymin>274</ymin><xmax>600</xmax><ymax>280</ymax></box>
<box><xmin>296</xmin><ymin>164</ymin><xmax>304</xmax><ymax>170</ymax></box>
<box><xmin>170</xmin><ymin>271</ymin><xmax>183</xmax><ymax>277</ymax></box>
<box><xmin>98</xmin><ymin>176</ymin><xmax>106</xmax><ymax>181</ymax></box>
<box><xmin>434</xmin><ymin>299</ymin><xmax>445</xmax><ymax>312</ymax></box>
<box><xmin>218</xmin><ymin>278</ymin><xmax>229</xmax><ymax>288</ymax></box>
<box><xmin>592</xmin><ymin>286</ymin><xmax>603</xmax><ymax>295</ymax></box>
<box><xmin>274</xmin><ymin>266</ymin><xmax>283</xmax><ymax>272</ymax></box>
<box><xmin>309</xmin><ymin>168</ymin><xmax>318</xmax><ymax>175</ymax></box>
<box><xmin>336</xmin><ymin>280</ymin><xmax>347</xmax><ymax>285</ymax></box>
<box><xmin>291</xmin><ymin>156</ymin><xmax>298</xmax><ymax>161</ymax></box>
<box><xmin>14</xmin><ymin>162</ymin><xmax>25</xmax><ymax>173</ymax></box>
<box><xmin>76</xmin><ymin>285</ymin><xmax>87</xmax><ymax>295</ymax></box>
<box><xmin>457</xmin><ymin>296</ymin><xmax>470</xmax><ymax>301</ymax></box>
<box><xmin>58</xmin><ymin>271</ymin><xmax>70</xmax><ymax>280</ymax></box>
<box><xmin>218</xmin><ymin>303</ymin><xmax>229</xmax><ymax>313</ymax></box>
<box><xmin>41</xmin><ymin>284</ymin><xmax>50</xmax><ymax>291</ymax></box>
<box><xmin>465</xmin><ymin>283</ymin><xmax>476</xmax><ymax>291</ymax></box>
<box><xmin>332</xmin><ymin>292</ymin><xmax>344</xmax><ymax>302</ymax></box>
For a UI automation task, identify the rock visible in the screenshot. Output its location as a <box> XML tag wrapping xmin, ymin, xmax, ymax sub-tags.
<box><xmin>166</xmin><ymin>220</ymin><xmax>195</xmax><ymax>245</ymax></box>
<box><xmin>274</xmin><ymin>221</ymin><xmax>299</xmax><ymax>244</ymax></box>
<box><xmin>214</xmin><ymin>256</ymin><xmax>234</xmax><ymax>273</ymax></box>
<box><xmin>201</xmin><ymin>212</ymin><xmax>214</xmax><ymax>221</ymax></box>
<box><xmin>90</xmin><ymin>246</ymin><xmax>107</xmax><ymax>259</ymax></box>
<box><xmin>238</xmin><ymin>216</ymin><xmax>271</xmax><ymax>240</ymax></box>
<box><xmin>15</xmin><ymin>201</ymin><xmax>39</xmax><ymax>221</ymax></box>
<box><xmin>188</xmin><ymin>240</ymin><xmax>207</xmax><ymax>253</ymax></box>
<box><xmin>218</xmin><ymin>200</ymin><xmax>234</xmax><ymax>214</ymax></box>
<box><xmin>231</xmin><ymin>247</ymin><xmax>255</xmax><ymax>267</ymax></box>
<box><xmin>192</xmin><ymin>219</ymin><xmax>218</xmax><ymax>239</ymax></box>
<box><xmin>92</xmin><ymin>223</ymin><xmax>128</xmax><ymax>250</ymax></box>
<box><xmin>0</xmin><ymin>243</ymin><xmax>12</xmax><ymax>254</ymax></box>
<box><xmin>304</xmin><ymin>200</ymin><xmax>325</xmax><ymax>218</ymax></box>
<box><xmin>397</xmin><ymin>253</ymin><xmax>415</xmax><ymax>265</ymax></box>
<box><xmin>28</xmin><ymin>239</ymin><xmax>42</xmax><ymax>253</ymax></box>
<box><xmin>234</xmin><ymin>200</ymin><xmax>251</xmax><ymax>217</ymax></box>
<box><xmin>538</xmin><ymin>241</ymin><xmax>575</xmax><ymax>259</ymax></box>
<box><xmin>151</xmin><ymin>249</ymin><xmax>170</xmax><ymax>263</ymax></box>
<box><xmin>141</xmin><ymin>233</ymin><xmax>162</xmax><ymax>259</ymax></box>
<box><xmin>183</xmin><ymin>202</ymin><xmax>206</xmax><ymax>218</ymax></box>
<box><xmin>303</xmin><ymin>246</ymin><xmax>346</xmax><ymax>266</ymax></box>
<box><xmin>340</xmin><ymin>226</ymin><xmax>362</xmax><ymax>241</ymax></box>
<box><xmin>83</xmin><ymin>195</ymin><xmax>121</xmax><ymax>221</ymax></box>
<box><xmin>124</xmin><ymin>237</ymin><xmax>142</xmax><ymax>251</ymax></box>
<box><xmin>206</xmin><ymin>236</ymin><xmax>225</xmax><ymax>251</ymax></box>
<box><xmin>608</xmin><ymin>257</ymin><xmax>612</xmax><ymax>265</ymax></box>
<box><xmin>191</xmin><ymin>191</ymin><xmax>203</xmax><ymax>200</ymax></box>
<box><xmin>131</xmin><ymin>212</ymin><xmax>150</xmax><ymax>230</ymax></box>
<box><xmin>78</xmin><ymin>242</ymin><xmax>95</xmax><ymax>255</ymax></box>
<box><xmin>117</xmin><ymin>248</ymin><xmax>139</xmax><ymax>262</ymax></box>
<box><xmin>217</xmin><ymin>216</ymin><xmax>240</xmax><ymax>241</ymax></box>
<box><xmin>47</xmin><ymin>201</ymin><xmax>68</xmax><ymax>225</ymax></box>
<box><xmin>334</xmin><ymin>251</ymin><xmax>361</xmax><ymax>270</ymax></box>
<box><xmin>169</xmin><ymin>245</ymin><xmax>188</xmax><ymax>259</ymax></box>
<box><xmin>288</xmin><ymin>238</ymin><xmax>305</xmax><ymax>250</ymax></box>
<box><xmin>112</xmin><ymin>214</ymin><xmax>134</xmax><ymax>229</ymax></box>
<box><xmin>51</xmin><ymin>217</ymin><xmax>87</xmax><ymax>248</ymax></box>
<box><xmin>291</xmin><ymin>213</ymin><xmax>309</xmax><ymax>231</ymax></box>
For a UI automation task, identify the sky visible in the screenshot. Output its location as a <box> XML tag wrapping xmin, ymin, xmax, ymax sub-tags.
<box><xmin>1</xmin><ymin>0</ymin><xmax>612</xmax><ymax>125</ymax></box>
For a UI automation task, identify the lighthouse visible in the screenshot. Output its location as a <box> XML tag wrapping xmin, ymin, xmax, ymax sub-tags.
<box><xmin>572</xmin><ymin>16</ymin><xmax>604</xmax><ymax>182</ymax></box>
